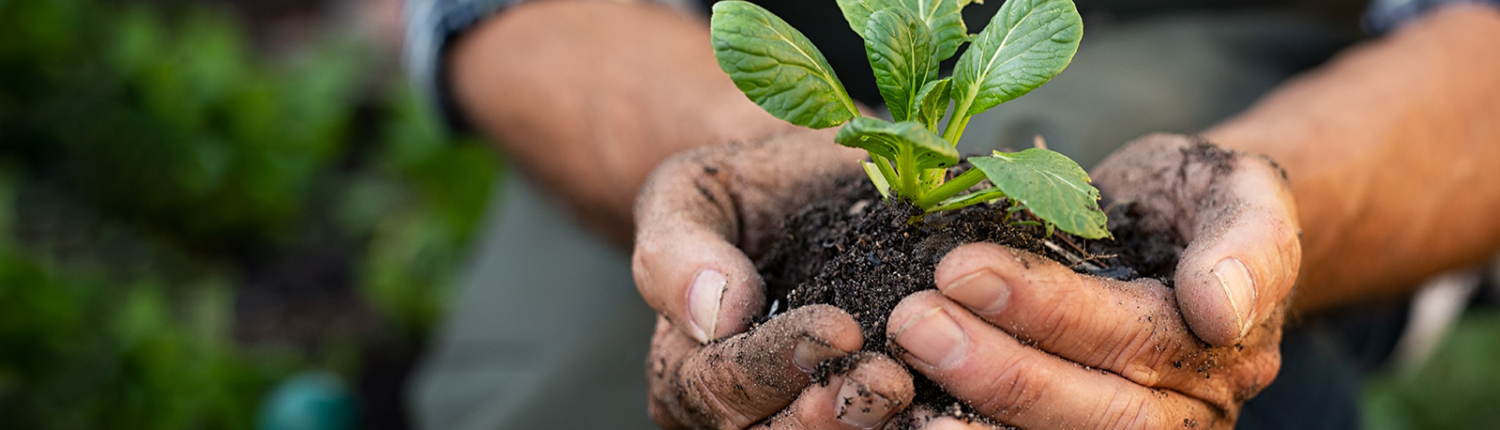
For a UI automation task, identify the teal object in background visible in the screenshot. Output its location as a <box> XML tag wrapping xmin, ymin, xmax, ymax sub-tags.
<box><xmin>258</xmin><ymin>372</ymin><xmax>357</xmax><ymax>430</ymax></box>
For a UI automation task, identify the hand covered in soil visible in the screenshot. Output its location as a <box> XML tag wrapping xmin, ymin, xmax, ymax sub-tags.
<box><xmin>646</xmin><ymin>304</ymin><xmax>919</xmax><ymax>429</ymax></box>
<box><xmin>633</xmin><ymin>128</ymin><xmax>865</xmax><ymax>344</ymax></box>
<box><xmin>637</xmin><ymin>130</ymin><xmax>928</xmax><ymax>428</ymax></box>
<box><xmin>888</xmin><ymin>134</ymin><xmax>1301</xmax><ymax>429</ymax></box>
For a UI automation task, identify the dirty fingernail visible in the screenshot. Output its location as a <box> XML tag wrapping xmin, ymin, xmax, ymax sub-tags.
<box><xmin>792</xmin><ymin>337</ymin><xmax>845</xmax><ymax>372</ymax></box>
<box><xmin>894</xmin><ymin>307</ymin><xmax>967</xmax><ymax>368</ymax></box>
<box><xmin>940</xmin><ymin>269</ymin><xmax>1010</xmax><ymax>314</ymax></box>
<box><xmin>689</xmin><ymin>269</ymin><xmax>727</xmax><ymax>343</ymax></box>
<box><xmin>1211</xmin><ymin>258</ymin><xmax>1256</xmax><ymax>337</ymax></box>
<box><xmin>836</xmin><ymin>376</ymin><xmax>896</xmax><ymax>429</ymax></box>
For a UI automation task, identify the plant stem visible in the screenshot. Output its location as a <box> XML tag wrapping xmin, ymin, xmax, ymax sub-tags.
<box><xmin>942</xmin><ymin>96</ymin><xmax>976</xmax><ymax>144</ymax></box>
<box><xmin>913</xmin><ymin>168</ymin><xmax>985</xmax><ymax>208</ymax></box>
<box><xmin>922</xmin><ymin>168</ymin><xmax>945</xmax><ymax>189</ymax></box>
<box><xmin>926</xmin><ymin>193</ymin><xmax>1000</xmax><ymax>213</ymax></box>
<box><xmin>871</xmin><ymin>154</ymin><xmax>900</xmax><ymax>194</ymax></box>
<box><xmin>896</xmin><ymin>150</ymin><xmax>920</xmax><ymax>201</ymax></box>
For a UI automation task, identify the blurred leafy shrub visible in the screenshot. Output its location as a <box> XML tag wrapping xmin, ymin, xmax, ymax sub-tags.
<box><xmin>1363</xmin><ymin>310</ymin><xmax>1500</xmax><ymax>430</ymax></box>
<box><xmin>1</xmin><ymin>0</ymin><xmax>362</xmax><ymax>247</ymax></box>
<box><xmin>0</xmin><ymin>0</ymin><xmax>500</xmax><ymax>426</ymax></box>
<box><xmin>0</xmin><ymin>173</ymin><xmax>300</xmax><ymax>430</ymax></box>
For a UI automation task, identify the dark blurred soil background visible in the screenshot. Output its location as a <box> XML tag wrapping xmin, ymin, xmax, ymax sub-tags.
<box><xmin>0</xmin><ymin>0</ymin><xmax>1496</xmax><ymax>429</ymax></box>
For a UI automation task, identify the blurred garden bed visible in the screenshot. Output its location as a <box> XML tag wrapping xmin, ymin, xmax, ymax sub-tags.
<box><xmin>1</xmin><ymin>0</ymin><xmax>497</xmax><ymax>428</ymax></box>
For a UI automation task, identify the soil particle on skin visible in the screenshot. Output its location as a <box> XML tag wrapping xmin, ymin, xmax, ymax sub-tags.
<box><xmin>754</xmin><ymin>172</ymin><xmax>1181</xmax><ymax>427</ymax></box>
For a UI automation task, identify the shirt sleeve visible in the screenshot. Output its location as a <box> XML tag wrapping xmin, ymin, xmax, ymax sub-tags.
<box><xmin>1364</xmin><ymin>0</ymin><xmax>1500</xmax><ymax>35</ymax></box>
<box><xmin>403</xmin><ymin>0</ymin><xmax>520</xmax><ymax>132</ymax></box>
<box><xmin>403</xmin><ymin>0</ymin><xmax>704</xmax><ymax>133</ymax></box>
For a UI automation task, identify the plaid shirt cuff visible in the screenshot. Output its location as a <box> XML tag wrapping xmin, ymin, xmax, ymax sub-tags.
<box><xmin>1365</xmin><ymin>0</ymin><xmax>1500</xmax><ymax>35</ymax></box>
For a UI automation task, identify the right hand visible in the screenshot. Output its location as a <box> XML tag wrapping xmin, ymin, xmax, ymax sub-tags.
<box><xmin>632</xmin><ymin>128</ymin><xmax>863</xmax><ymax>345</ymax></box>
<box><xmin>635</xmin><ymin>129</ymin><xmax>925</xmax><ymax>428</ymax></box>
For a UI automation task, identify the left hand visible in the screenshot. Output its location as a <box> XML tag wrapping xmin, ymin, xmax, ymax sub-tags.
<box><xmin>886</xmin><ymin>134</ymin><xmax>1302</xmax><ymax>429</ymax></box>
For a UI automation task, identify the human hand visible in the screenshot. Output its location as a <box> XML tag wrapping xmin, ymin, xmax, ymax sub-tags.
<box><xmin>633</xmin><ymin>128</ymin><xmax>865</xmax><ymax>344</ymax></box>
<box><xmin>646</xmin><ymin>304</ymin><xmax>919</xmax><ymax>429</ymax></box>
<box><xmin>637</xmin><ymin>130</ymin><xmax>929</xmax><ymax>428</ymax></box>
<box><xmin>886</xmin><ymin>134</ymin><xmax>1301</xmax><ymax>429</ymax></box>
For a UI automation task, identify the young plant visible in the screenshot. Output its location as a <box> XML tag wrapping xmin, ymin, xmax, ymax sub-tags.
<box><xmin>710</xmin><ymin>0</ymin><xmax>1110</xmax><ymax>239</ymax></box>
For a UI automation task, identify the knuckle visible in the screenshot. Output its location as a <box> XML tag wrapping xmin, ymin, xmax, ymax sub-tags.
<box><xmin>682</xmin><ymin>355</ymin><xmax>750</xmax><ymax>430</ymax></box>
<box><xmin>1031</xmin><ymin>294</ymin><xmax>1076</xmax><ymax>345</ymax></box>
<box><xmin>971</xmin><ymin>354</ymin><xmax>1049</xmax><ymax>418</ymax></box>
<box><xmin>1111</xmin><ymin>325</ymin><xmax>1168</xmax><ymax>387</ymax></box>
<box><xmin>1096</xmin><ymin>392</ymin><xmax>1158</xmax><ymax>430</ymax></box>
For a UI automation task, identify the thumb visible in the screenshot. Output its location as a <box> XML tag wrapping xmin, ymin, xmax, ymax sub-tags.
<box><xmin>632</xmin><ymin>131</ymin><xmax>862</xmax><ymax>344</ymax></box>
<box><xmin>1175</xmin><ymin>153</ymin><xmax>1302</xmax><ymax>346</ymax></box>
<box><xmin>633</xmin><ymin>147</ymin><xmax>765</xmax><ymax>344</ymax></box>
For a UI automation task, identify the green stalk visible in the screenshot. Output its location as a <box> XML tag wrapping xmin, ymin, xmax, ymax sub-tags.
<box><xmin>896</xmin><ymin>149</ymin><xmax>920</xmax><ymax>200</ymax></box>
<box><xmin>941</xmin><ymin>96</ymin><xmax>976</xmax><ymax>144</ymax></box>
<box><xmin>922</xmin><ymin>168</ymin><xmax>945</xmax><ymax>189</ymax></box>
<box><xmin>926</xmin><ymin>191</ymin><xmax>1003</xmax><ymax>213</ymax></box>
<box><xmin>912</xmin><ymin>168</ymin><xmax>985</xmax><ymax>209</ymax></box>
<box><xmin>871</xmin><ymin>154</ymin><xmax>900</xmax><ymax>194</ymax></box>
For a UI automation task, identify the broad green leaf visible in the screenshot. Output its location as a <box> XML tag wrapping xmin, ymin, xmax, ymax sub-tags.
<box><xmin>912</xmin><ymin>77</ymin><xmax>952</xmax><ymax>130</ymax></box>
<box><xmin>950</xmin><ymin>0</ymin><xmax>1082</xmax><ymax>117</ymax></box>
<box><xmin>710</xmin><ymin>1</ymin><xmax>859</xmax><ymax>129</ymax></box>
<box><xmin>968</xmin><ymin>148</ymin><xmax>1108</xmax><ymax>238</ymax></box>
<box><xmin>836</xmin><ymin>0</ymin><xmax>967</xmax><ymax>61</ymax></box>
<box><xmin>864</xmin><ymin>9</ymin><xmax>938</xmax><ymax>123</ymax></box>
<box><xmin>835</xmin><ymin>117</ymin><xmax>959</xmax><ymax>169</ymax></box>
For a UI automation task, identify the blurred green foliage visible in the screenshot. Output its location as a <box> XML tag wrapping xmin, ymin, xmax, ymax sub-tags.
<box><xmin>1363</xmin><ymin>310</ymin><xmax>1500</xmax><ymax>430</ymax></box>
<box><xmin>1</xmin><ymin>0</ymin><xmax>372</xmax><ymax>246</ymax></box>
<box><xmin>0</xmin><ymin>0</ymin><xmax>499</xmax><ymax>427</ymax></box>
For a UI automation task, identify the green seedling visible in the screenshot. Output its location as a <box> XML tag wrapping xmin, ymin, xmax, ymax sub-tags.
<box><xmin>710</xmin><ymin>0</ymin><xmax>1109</xmax><ymax>239</ymax></box>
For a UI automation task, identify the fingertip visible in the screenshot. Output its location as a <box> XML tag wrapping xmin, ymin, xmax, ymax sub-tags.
<box><xmin>920</xmin><ymin>416</ymin><xmax>1000</xmax><ymax>430</ymax></box>
<box><xmin>784</xmin><ymin>304</ymin><xmax>865</xmax><ymax>354</ymax></box>
<box><xmin>633</xmin><ymin>224</ymin><xmax>765</xmax><ymax>343</ymax></box>
<box><xmin>837</xmin><ymin>353</ymin><xmax>915</xmax><ymax>428</ymax></box>
<box><xmin>1176</xmin><ymin>263</ymin><xmax>1246</xmax><ymax>346</ymax></box>
<box><xmin>935</xmin><ymin>243</ymin><xmax>1013</xmax><ymax>288</ymax></box>
<box><xmin>886</xmin><ymin>291</ymin><xmax>949</xmax><ymax>337</ymax></box>
<box><xmin>762</xmin><ymin>353</ymin><xmax>913</xmax><ymax>430</ymax></box>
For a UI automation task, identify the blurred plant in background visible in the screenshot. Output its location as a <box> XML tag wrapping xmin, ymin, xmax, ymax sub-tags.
<box><xmin>0</xmin><ymin>0</ymin><xmax>498</xmax><ymax>428</ymax></box>
<box><xmin>1363</xmin><ymin>309</ymin><xmax>1500</xmax><ymax>430</ymax></box>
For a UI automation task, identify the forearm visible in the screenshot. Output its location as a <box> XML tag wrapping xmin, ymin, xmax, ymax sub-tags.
<box><xmin>1204</xmin><ymin>5</ymin><xmax>1500</xmax><ymax>313</ymax></box>
<box><xmin>448</xmin><ymin>0</ymin><xmax>797</xmax><ymax>245</ymax></box>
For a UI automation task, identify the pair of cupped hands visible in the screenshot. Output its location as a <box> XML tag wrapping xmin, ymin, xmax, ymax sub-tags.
<box><xmin>631</xmin><ymin>131</ymin><xmax>1302</xmax><ymax>430</ymax></box>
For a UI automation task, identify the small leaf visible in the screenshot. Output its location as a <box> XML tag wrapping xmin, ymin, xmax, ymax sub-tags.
<box><xmin>864</xmin><ymin>8</ymin><xmax>938</xmax><ymax>123</ymax></box>
<box><xmin>711</xmin><ymin>1</ymin><xmax>860</xmax><ymax>129</ymax></box>
<box><xmin>912</xmin><ymin>77</ymin><xmax>952</xmax><ymax>130</ymax></box>
<box><xmin>836</xmin><ymin>117</ymin><xmax>959</xmax><ymax>169</ymax></box>
<box><xmin>969</xmin><ymin>148</ymin><xmax>1108</xmax><ymax>239</ymax></box>
<box><xmin>836</xmin><ymin>0</ymin><xmax>967</xmax><ymax>61</ymax></box>
<box><xmin>950</xmin><ymin>0</ymin><xmax>1082</xmax><ymax>117</ymax></box>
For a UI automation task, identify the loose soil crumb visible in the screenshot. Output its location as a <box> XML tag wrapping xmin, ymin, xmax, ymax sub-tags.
<box><xmin>754</xmin><ymin>170</ymin><xmax>1181</xmax><ymax>428</ymax></box>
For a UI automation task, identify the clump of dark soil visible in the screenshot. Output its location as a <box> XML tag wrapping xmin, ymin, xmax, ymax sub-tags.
<box><xmin>754</xmin><ymin>168</ymin><xmax>1180</xmax><ymax>427</ymax></box>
